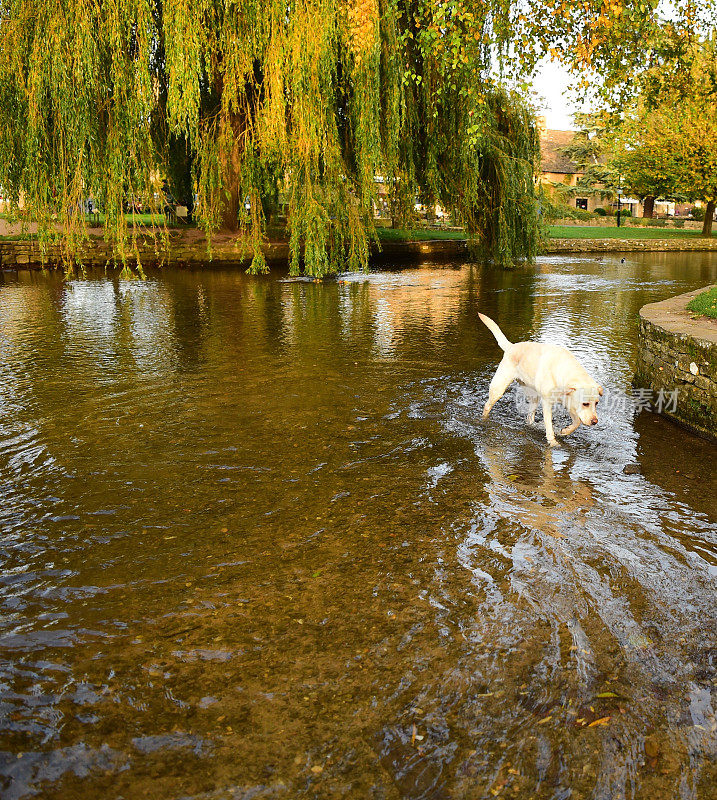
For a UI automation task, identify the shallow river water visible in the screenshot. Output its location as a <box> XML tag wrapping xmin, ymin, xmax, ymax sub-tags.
<box><xmin>0</xmin><ymin>253</ymin><xmax>716</xmax><ymax>800</ymax></box>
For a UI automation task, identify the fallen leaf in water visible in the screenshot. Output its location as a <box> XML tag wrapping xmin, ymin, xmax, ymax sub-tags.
<box><xmin>644</xmin><ymin>738</ymin><xmax>659</xmax><ymax>758</ymax></box>
<box><xmin>595</xmin><ymin>692</ymin><xmax>619</xmax><ymax>698</ymax></box>
<box><xmin>477</xmin><ymin>692</ymin><xmax>494</xmax><ymax>698</ymax></box>
<box><xmin>588</xmin><ymin>717</ymin><xmax>611</xmax><ymax>727</ymax></box>
<box><xmin>508</xmin><ymin>474</ymin><xmax>518</xmax><ymax>481</ymax></box>
<box><xmin>311</xmin><ymin>765</ymin><xmax>323</xmax><ymax>774</ymax></box>
<box><xmin>537</xmin><ymin>715</ymin><xmax>552</xmax><ymax>725</ymax></box>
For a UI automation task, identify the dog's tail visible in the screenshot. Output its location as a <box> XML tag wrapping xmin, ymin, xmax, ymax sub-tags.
<box><xmin>478</xmin><ymin>313</ymin><xmax>512</xmax><ymax>352</ymax></box>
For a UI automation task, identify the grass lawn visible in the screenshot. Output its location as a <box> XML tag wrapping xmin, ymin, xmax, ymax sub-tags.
<box><xmin>87</xmin><ymin>212</ymin><xmax>183</xmax><ymax>228</ymax></box>
<box><xmin>548</xmin><ymin>225</ymin><xmax>716</xmax><ymax>239</ymax></box>
<box><xmin>376</xmin><ymin>226</ymin><xmax>467</xmax><ymax>242</ymax></box>
<box><xmin>686</xmin><ymin>286</ymin><xmax>717</xmax><ymax>319</ymax></box>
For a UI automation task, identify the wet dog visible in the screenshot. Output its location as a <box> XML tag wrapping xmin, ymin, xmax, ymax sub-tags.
<box><xmin>479</xmin><ymin>313</ymin><xmax>603</xmax><ymax>446</ymax></box>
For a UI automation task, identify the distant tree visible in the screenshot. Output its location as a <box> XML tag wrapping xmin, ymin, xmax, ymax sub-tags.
<box><xmin>566</xmin><ymin>4</ymin><xmax>717</xmax><ymax>227</ymax></box>
<box><xmin>608</xmin><ymin>13</ymin><xmax>717</xmax><ymax>233</ymax></box>
<box><xmin>607</xmin><ymin>108</ymin><xmax>685</xmax><ymax>219</ymax></box>
<box><xmin>669</xmin><ymin>98</ymin><xmax>717</xmax><ymax>235</ymax></box>
<box><xmin>560</xmin><ymin>112</ymin><xmax>621</xmax><ymax>206</ymax></box>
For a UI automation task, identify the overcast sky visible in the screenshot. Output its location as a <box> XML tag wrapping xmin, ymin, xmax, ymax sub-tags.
<box><xmin>532</xmin><ymin>59</ymin><xmax>586</xmax><ymax>131</ymax></box>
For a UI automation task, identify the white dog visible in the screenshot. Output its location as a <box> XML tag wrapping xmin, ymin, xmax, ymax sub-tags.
<box><xmin>479</xmin><ymin>313</ymin><xmax>603</xmax><ymax>446</ymax></box>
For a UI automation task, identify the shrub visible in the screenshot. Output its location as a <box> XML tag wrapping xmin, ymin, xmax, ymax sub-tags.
<box><xmin>673</xmin><ymin>219</ymin><xmax>685</xmax><ymax>228</ymax></box>
<box><xmin>594</xmin><ymin>207</ymin><xmax>606</xmax><ymax>216</ymax></box>
<box><xmin>691</xmin><ymin>206</ymin><xmax>706</xmax><ymax>221</ymax></box>
<box><xmin>539</xmin><ymin>194</ymin><xmax>596</xmax><ymax>223</ymax></box>
<box><xmin>619</xmin><ymin>208</ymin><xmax>632</xmax><ymax>217</ymax></box>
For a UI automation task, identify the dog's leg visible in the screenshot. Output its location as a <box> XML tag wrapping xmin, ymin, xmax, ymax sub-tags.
<box><xmin>483</xmin><ymin>359</ymin><xmax>515</xmax><ymax>419</ymax></box>
<box><xmin>526</xmin><ymin>393</ymin><xmax>539</xmax><ymax>425</ymax></box>
<box><xmin>559</xmin><ymin>413</ymin><xmax>581</xmax><ymax>436</ymax></box>
<box><xmin>541</xmin><ymin>399</ymin><xmax>559</xmax><ymax>447</ymax></box>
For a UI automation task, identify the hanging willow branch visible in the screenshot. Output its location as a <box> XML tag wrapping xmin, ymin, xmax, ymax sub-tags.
<box><xmin>0</xmin><ymin>0</ymin><xmax>545</xmax><ymax>274</ymax></box>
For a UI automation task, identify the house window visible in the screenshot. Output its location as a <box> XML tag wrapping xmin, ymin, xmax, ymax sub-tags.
<box><xmin>576</xmin><ymin>198</ymin><xmax>588</xmax><ymax>210</ymax></box>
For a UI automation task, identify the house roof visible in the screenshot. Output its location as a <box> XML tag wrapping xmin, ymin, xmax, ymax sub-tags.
<box><xmin>540</xmin><ymin>129</ymin><xmax>580</xmax><ymax>175</ymax></box>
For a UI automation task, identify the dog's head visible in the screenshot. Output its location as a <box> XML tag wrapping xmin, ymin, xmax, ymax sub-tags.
<box><xmin>565</xmin><ymin>384</ymin><xmax>603</xmax><ymax>426</ymax></box>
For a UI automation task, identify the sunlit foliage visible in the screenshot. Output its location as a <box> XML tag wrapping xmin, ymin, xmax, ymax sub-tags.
<box><xmin>0</xmin><ymin>1</ymin><xmax>665</xmax><ymax>274</ymax></box>
<box><xmin>600</xmin><ymin>5</ymin><xmax>717</xmax><ymax>233</ymax></box>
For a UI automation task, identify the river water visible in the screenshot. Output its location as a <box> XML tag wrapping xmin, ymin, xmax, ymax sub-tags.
<box><xmin>0</xmin><ymin>253</ymin><xmax>715</xmax><ymax>800</ymax></box>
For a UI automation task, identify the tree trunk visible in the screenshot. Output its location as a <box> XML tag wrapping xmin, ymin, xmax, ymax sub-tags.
<box><xmin>702</xmin><ymin>200</ymin><xmax>715</xmax><ymax>237</ymax></box>
<box><xmin>214</xmin><ymin>68</ymin><xmax>246</xmax><ymax>234</ymax></box>
<box><xmin>220</xmin><ymin>183</ymin><xmax>241</xmax><ymax>233</ymax></box>
<box><xmin>642</xmin><ymin>195</ymin><xmax>655</xmax><ymax>218</ymax></box>
<box><xmin>219</xmin><ymin>123</ymin><xmax>242</xmax><ymax>233</ymax></box>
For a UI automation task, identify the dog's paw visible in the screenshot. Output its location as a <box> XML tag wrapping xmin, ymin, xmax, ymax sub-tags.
<box><xmin>558</xmin><ymin>427</ymin><xmax>573</xmax><ymax>436</ymax></box>
<box><xmin>547</xmin><ymin>438</ymin><xmax>561</xmax><ymax>448</ymax></box>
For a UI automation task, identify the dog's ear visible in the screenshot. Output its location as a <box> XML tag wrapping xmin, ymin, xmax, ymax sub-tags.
<box><xmin>598</xmin><ymin>385</ymin><xmax>604</xmax><ymax>396</ymax></box>
<box><xmin>565</xmin><ymin>387</ymin><xmax>576</xmax><ymax>395</ymax></box>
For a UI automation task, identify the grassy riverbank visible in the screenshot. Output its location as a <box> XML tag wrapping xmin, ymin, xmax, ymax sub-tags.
<box><xmin>686</xmin><ymin>286</ymin><xmax>717</xmax><ymax>319</ymax></box>
<box><xmin>375</xmin><ymin>226</ymin><xmax>467</xmax><ymax>241</ymax></box>
<box><xmin>548</xmin><ymin>225</ymin><xmax>717</xmax><ymax>240</ymax></box>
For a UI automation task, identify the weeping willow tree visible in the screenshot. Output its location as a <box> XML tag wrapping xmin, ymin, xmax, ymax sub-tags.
<box><xmin>0</xmin><ymin>1</ymin><xmax>641</xmax><ymax>274</ymax></box>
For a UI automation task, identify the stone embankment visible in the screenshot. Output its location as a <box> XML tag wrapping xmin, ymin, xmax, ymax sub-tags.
<box><xmin>2</xmin><ymin>230</ymin><xmax>716</xmax><ymax>268</ymax></box>
<box><xmin>0</xmin><ymin>233</ymin><xmax>470</xmax><ymax>270</ymax></box>
<box><xmin>554</xmin><ymin>218</ymin><xmax>705</xmax><ymax>230</ymax></box>
<box><xmin>635</xmin><ymin>286</ymin><xmax>717</xmax><ymax>441</ymax></box>
<box><xmin>546</xmin><ymin>238</ymin><xmax>717</xmax><ymax>254</ymax></box>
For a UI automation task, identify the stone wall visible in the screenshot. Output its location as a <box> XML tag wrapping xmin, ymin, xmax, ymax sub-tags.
<box><xmin>4</xmin><ymin>233</ymin><xmax>717</xmax><ymax>269</ymax></box>
<box><xmin>555</xmin><ymin>218</ymin><xmax>704</xmax><ymax>230</ymax></box>
<box><xmin>635</xmin><ymin>286</ymin><xmax>717</xmax><ymax>441</ymax></box>
<box><xmin>0</xmin><ymin>236</ymin><xmax>291</xmax><ymax>269</ymax></box>
<box><xmin>0</xmin><ymin>235</ymin><xmax>469</xmax><ymax>270</ymax></box>
<box><xmin>546</xmin><ymin>238</ymin><xmax>717</xmax><ymax>254</ymax></box>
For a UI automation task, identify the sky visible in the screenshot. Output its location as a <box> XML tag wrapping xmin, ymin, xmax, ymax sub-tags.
<box><xmin>533</xmin><ymin>59</ymin><xmax>589</xmax><ymax>131</ymax></box>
